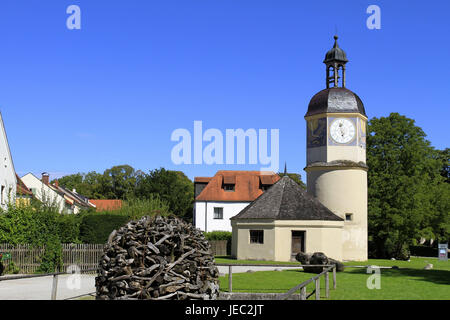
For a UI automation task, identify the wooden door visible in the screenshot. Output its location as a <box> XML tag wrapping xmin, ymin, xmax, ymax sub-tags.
<box><xmin>291</xmin><ymin>231</ymin><xmax>305</xmax><ymax>257</ymax></box>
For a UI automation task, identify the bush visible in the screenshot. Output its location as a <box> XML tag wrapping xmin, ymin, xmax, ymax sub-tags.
<box><xmin>79</xmin><ymin>214</ymin><xmax>130</xmax><ymax>244</ymax></box>
<box><xmin>204</xmin><ymin>231</ymin><xmax>232</xmax><ymax>241</ymax></box>
<box><xmin>0</xmin><ymin>203</ymin><xmax>81</xmax><ymax>273</ymax></box>
<box><xmin>79</xmin><ymin>196</ymin><xmax>171</xmax><ymax>244</ymax></box>
<box><xmin>109</xmin><ymin>196</ymin><xmax>171</xmax><ymax>220</ymax></box>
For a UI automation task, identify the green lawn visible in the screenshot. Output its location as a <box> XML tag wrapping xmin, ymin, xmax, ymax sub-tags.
<box><xmin>218</xmin><ymin>257</ymin><xmax>450</xmax><ymax>300</ymax></box>
<box><xmin>214</xmin><ymin>256</ymin><xmax>299</xmax><ymax>265</ymax></box>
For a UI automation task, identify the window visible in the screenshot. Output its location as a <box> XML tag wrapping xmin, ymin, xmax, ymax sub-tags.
<box><xmin>250</xmin><ymin>230</ymin><xmax>264</xmax><ymax>244</ymax></box>
<box><xmin>261</xmin><ymin>184</ymin><xmax>271</xmax><ymax>191</ymax></box>
<box><xmin>213</xmin><ymin>207</ymin><xmax>223</xmax><ymax>219</ymax></box>
<box><xmin>223</xmin><ymin>184</ymin><xmax>235</xmax><ymax>191</ymax></box>
<box><xmin>345</xmin><ymin>213</ymin><xmax>353</xmax><ymax>221</ymax></box>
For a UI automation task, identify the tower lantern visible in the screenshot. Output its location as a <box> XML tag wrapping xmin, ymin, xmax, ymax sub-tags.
<box><xmin>324</xmin><ymin>35</ymin><xmax>348</xmax><ymax>88</ymax></box>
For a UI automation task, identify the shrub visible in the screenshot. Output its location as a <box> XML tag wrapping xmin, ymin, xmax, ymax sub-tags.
<box><xmin>204</xmin><ymin>231</ymin><xmax>232</xmax><ymax>241</ymax></box>
<box><xmin>112</xmin><ymin>196</ymin><xmax>171</xmax><ymax>220</ymax></box>
<box><xmin>79</xmin><ymin>214</ymin><xmax>130</xmax><ymax>244</ymax></box>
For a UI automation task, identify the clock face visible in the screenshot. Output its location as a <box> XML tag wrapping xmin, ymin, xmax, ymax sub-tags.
<box><xmin>330</xmin><ymin>118</ymin><xmax>356</xmax><ymax>144</ymax></box>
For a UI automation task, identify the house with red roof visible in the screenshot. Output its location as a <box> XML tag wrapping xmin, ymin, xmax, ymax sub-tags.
<box><xmin>193</xmin><ymin>171</ymin><xmax>280</xmax><ymax>232</ymax></box>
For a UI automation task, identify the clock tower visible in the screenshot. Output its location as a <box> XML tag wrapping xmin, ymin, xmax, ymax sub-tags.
<box><xmin>304</xmin><ymin>36</ymin><xmax>368</xmax><ymax>261</ymax></box>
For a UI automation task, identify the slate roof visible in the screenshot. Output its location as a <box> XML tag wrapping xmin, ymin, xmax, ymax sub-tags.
<box><xmin>305</xmin><ymin>87</ymin><xmax>366</xmax><ymax>117</ymax></box>
<box><xmin>195</xmin><ymin>171</ymin><xmax>280</xmax><ymax>202</ymax></box>
<box><xmin>323</xmin><ymin>35</ymin><xmax>348</xmax><ymax>63</ymax></box>
<box><xmin>231</xmin><ymin>175</ymin><xmax>343</xmax><ymax>221</ymax></box>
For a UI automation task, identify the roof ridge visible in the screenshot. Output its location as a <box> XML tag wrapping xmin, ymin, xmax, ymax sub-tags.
<box><xmin>276</xmin><ymin>176</ymin><xmax>288</xmax><ymax>219</ymax></box>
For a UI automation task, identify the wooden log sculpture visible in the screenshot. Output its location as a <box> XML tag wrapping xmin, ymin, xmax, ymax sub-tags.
<box><xmin>95</xmin><ymin>215</ymin><xmax>219</xmax><ymax>300</ymax></box>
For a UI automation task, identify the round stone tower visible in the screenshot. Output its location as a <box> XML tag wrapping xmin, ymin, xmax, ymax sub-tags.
<box><xmin>304</xmin><ymin>36</ymin><xmax>368</xmax><ymax>261</ymax></box>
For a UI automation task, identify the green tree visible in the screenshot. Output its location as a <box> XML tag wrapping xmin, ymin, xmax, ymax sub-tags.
<box><xmin>135</xmin><ymin>168</ymin><xmax>194</xmax><ymax>220</ymax></box>
<box><xmin>53</xmin><ymin>171</ymin><xmax>104</xmax><ymax>199</ymax></box>
<box><xmin>277</xmin><ymin>172</ymin><xmax>306</xmax><ymax>189</ymax></box>
<box><xmin>367</xmin><ymin>113</ymin><xmax>449</xmax><ymax>259</ymax></box>
<box><xmin>102</xmin><ymin>165</ymin><xmax>138</xmax><ymax>199</ymax></box>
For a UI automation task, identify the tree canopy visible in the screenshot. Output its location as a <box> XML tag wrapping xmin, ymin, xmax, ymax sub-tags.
<box><xmin>54</xmin><ymin>166</ymin><xmax>194</xmax><ymax>220</ymax></box>
<box><xmin>367</xmin><ymin>113</ymin><xmax>449</xmax><ymax>259</ymax></box>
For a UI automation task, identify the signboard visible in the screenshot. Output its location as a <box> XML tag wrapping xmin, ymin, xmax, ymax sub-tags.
<box><xmin>438</xmin><ymin>243</ymin><xmax>448</xmax><ymax>261</ymax></box>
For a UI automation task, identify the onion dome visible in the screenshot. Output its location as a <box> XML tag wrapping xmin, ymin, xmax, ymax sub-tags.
<box><xmin>324</xmin><ymin>35</ymin><xmax>348</xmax><ymax>63</ymax></box>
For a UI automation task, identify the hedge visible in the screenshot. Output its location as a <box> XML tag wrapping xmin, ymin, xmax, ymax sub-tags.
<box><xmin>79</xmin><ymin>214</ymin><xmax>130</xmax><ymax>244</ymax></box>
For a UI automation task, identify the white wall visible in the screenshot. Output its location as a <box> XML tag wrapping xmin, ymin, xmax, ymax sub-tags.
<box><xmin>0</xmin><ymin>114</ymin><xmax>16</xmax><ymax>210</ymax></box>
<box><xmin>20</xmin><ymin>173</ymin><xmax>68</xmax><ymax>213</ymax></box>
<box><xmin>194</xmin><ymin>201</ymin><xmax>251</xmax><ymax>232</ymax></box>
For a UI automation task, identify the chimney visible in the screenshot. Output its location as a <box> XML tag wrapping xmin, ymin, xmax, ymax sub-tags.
<box><xmin>42</xmin><ymin>172</ymin><xmax>49</xmax><ymax>185</ymax></box>
<box><xmin>54</xmin><ymin>180</ymin><xmax>59</xmax><ymax>188</ymax></box>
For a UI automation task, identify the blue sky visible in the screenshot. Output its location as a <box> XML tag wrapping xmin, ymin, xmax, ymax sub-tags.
<box><xmin>0</xmin><ymin>0</ymin><xmax>449</xmax><ymax>181</ymax></box>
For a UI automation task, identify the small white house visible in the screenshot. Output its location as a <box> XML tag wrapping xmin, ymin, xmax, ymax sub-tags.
<box><xmin>20</xmin><ymin>172</ymin><xmax>95</xmax><ymax>214</ymax></box>
<box><xmin>0</xmin><ymin>112</ymin><xmax>17</xmax><ymax>210</ymax></box>
<box><xmin>193</xmin><ymin>171</ymin><xmax>280</xmax><ymax>232</ymax></box>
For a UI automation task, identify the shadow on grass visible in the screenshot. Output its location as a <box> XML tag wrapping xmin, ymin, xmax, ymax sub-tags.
<box><xmin>344</xmin><ymin>267</ymin><xmax>450</xmax><ymax>286</ymax></box>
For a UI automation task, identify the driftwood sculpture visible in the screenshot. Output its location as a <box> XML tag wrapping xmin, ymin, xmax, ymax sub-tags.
<box><xmin>96</xmin><ymin>215</ymin><xmax>219</xmax><ymax>300</ymax></box>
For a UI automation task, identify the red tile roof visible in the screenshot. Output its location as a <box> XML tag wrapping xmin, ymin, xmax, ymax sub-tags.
<box><xmin>195</xmin><ymin>171</ymin><xmax>280</xmax><ymax>202</ymax></box>
<box><xmin>194</xmin><ymin>177</ymin><xmax>212</xmax><ymax>183</ymax></box>
<box><xmin>90</xmin><ymin>199</ymin><xmax>123</xmax><ymax>212</ymax></box>
<box><xmin>16</xmin><ymin>174</ymin><xmax>32</xmax><ymax>195</ymax></box>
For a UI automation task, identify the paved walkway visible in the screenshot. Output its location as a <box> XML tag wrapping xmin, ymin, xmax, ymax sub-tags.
<box><xmin>0</xmin><ymin>266</ymin><xmax>302</xmax><ymax>300</ymax></box>
<box><xmin>0</xmin><ymin>274</ymin><xmax>96</xmax><ymax>300</ymax></box>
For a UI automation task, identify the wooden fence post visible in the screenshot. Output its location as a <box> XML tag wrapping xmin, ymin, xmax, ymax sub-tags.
<box><xmin>333</xmin><ymin>266</ymin><xmax>337</xmax><ymax>289</ymax></box>
<box><xmin>51</xmin><ymin>274</ymin><xmax>59</xmax><ymax>300</ymax></box>
<box><xmin>228</xmin><ymin>265</ymin><xmax>232</xmax><ymax>293</ymax></box>
<box><xmin>325</xmin><ymin>271</ymin><xmax>329</xmax><ymax>298</ymax></box>
<box><xmin>300</xmin><ymin>286</ymin><xmax>306</xmax><ymax>300</ymax></box>
<box><xmin>315</xmin><ymin>278</ymin><xmax>320</xmax><ymax>300</ymax></box>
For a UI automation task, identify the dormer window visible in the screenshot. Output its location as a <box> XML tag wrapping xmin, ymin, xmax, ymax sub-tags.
<box><xmin>223</xmin><ymin>184</ymin><xmax>235</xmax><ymax>192</ymax></box>
<box><xmin>261</xmin><ymin>184</ymin><xmax>271</xmax><ymax>191</ymax></box>
<box><xmin>222</xmin><ymin>175</ymin><xmax>236</xmax><ymax>192</ymax></box>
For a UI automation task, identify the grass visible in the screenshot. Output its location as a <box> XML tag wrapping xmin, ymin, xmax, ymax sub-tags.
<box><xmin>214</xmin><ymin>256</ymin><xmax>299</xmax><ymax>265</ymax></box>
<box><xmin>218</xmin><ymin>257</ymin><xmax>450</xmax><ymax>300</ymax></box>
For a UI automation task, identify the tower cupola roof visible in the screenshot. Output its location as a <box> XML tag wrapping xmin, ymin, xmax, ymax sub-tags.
<box><xmin>323</xmin><ymin>35</ymin><xmax>348</xmax><ymax>63</ymax></box>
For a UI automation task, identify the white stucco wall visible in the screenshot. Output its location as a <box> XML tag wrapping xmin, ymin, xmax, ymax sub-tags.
<box><xmin>0</xmin><ymin>113</ymin><xmax>16</xmax><ymax>210</ymax></box>
<box><xmin>20</xmin><ymin>173</ymin><xmax>68</xmax><ymax>213</ymax></box>
<box><xmin>194</xmin><ymin>201</ymin><xmax>251</xmax><ymax>232</ymax></box>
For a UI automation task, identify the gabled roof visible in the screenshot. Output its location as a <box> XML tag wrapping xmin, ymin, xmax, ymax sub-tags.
<box><xmin>54</xmin><ymin>185</ymin><xmax>95</xmax><ymax>208</ymax></box>
<box><xmin>195</xmin><ymin>171</ymin><xmax>280</xmax><ymax>202</ymax></box>
<box><xmin>0</xmin><ymin>112</ymin><xmax>16</xmax><ymax>181</ymax></box>
<box><xmin>16</xmin><ymin>174</ymin><xmax>32</xmax><ymax>195</ymax></box>
<box><xmin>231</xmin><ymin>175</ymin><xmax>343</xmax><ymax>221</ymax></box>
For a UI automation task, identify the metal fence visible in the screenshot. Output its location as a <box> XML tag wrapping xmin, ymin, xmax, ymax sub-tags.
<box><xmin>216</xmin><ymin>263</ymin><xmax>337</xmax><ymax>300</ymax></box>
